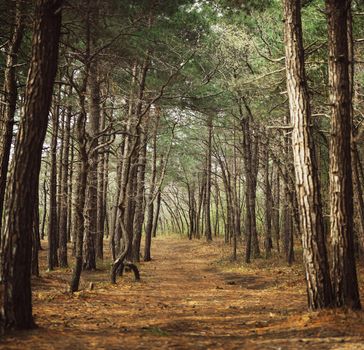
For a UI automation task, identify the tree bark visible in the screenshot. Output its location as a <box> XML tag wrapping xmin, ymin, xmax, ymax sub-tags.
<box><xmin>144</xmin><ymin>116</ymin><xmax>158</xmax><ymax>261</ymax></box>
<box><xmin>272</xmin><ymin>166</ymin><xmax>280</xmax><ymax>252</ymax></box>
<box><xmin>96</xmin><ymin>109</ymin><xmax>106</xmax><ymax>259</ymax></box>
<box><xmin>70</xmin><ymin>117</ymin><xmax>88</xmax><ymax>292</ymax></box>
<box><xmin>0</xmin><ymin>0</ymin><xmax>63</xmax><ymax>330</ymax></box>
<box><xmin>0</xmin><ymin>1</ymin><xmax>24</xmax><ymax>235</ymax></box>
<box><xmin>205</xmin><ymin>115</ymin><xmax>213</xmax><ymax>241</ymax></box>
<box><xmin>83</xmin><ymin>61</ymin><xmax>100</xmax><ymax>271</ymax></box>
<box><xmin>47</xmin><ymin>91</ymin><xmax>60</xmax><ymax>271</ymax></box>
<box><xmin>263</xmin><ymin>138</ymin><xmax>273</xmax><ymax>258</ymax></box>
<box><xmin>58</xmin><ymin>95</ymin><xmax>72</xmax><ymax>267</ymax></box>
<box><xmin>132</xmin><ymin>125</ymin><xmax>147</xmax><ymax>262</ymax></box>
<box><xmin>283</xmin><ymin>0</ymin><xmax>332</xmax><ymax>309</ymax></box>
<box><xmin>152</xmin><ymin>189</ymin><xmax>162</xmax><ymax>238</ymax></box>
<box><xmin>326</xmin><ymin>0</ymin><xmax>361</xmax><ymax>309</ymax></box>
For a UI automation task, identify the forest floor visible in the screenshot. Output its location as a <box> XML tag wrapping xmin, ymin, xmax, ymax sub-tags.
<box><xmin>1</xmin><ymin>237</ymin><xmax>364</xmax><ymax>350</ymax></box>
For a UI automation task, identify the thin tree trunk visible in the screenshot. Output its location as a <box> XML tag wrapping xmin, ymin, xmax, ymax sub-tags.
<box><xmin>70</xmin><ymin>124</ymin><xmax>88</xmax><ymax>292</ymax></box>
<box><xmin>205</xmin><ymin>115</ymin><xmax>213</xmax><ymax>241</ymax></box>
<box><xmin>152</xmin><ymin>190</ymin><xmax>162</xmax><ymax>238</ymax></box>
<box><xmin>272</xmin><ymin>166</ymin><xmax>280</xmax><ymax>253</ymax></box>
<box><xmin>32</xmin><ymin>188</ymin><xmax>41</xmax><ymax>277</ymax></box>
<box><xmin>68</xmin><ymin>125</ymin><xmax>75</xmax><ymax>244</ymax></box>
<box><xmin>83</xmin><ymin>61</ymin><xmax>100</xmax><ymax>271</ymax></box>
<box><xmin>47</xmin><ymin>89</ymin><xmax>60</xmax><ymax>271</ymax></box>
<box><xmin>58</xmin><ymin>96</ymin><xmax>72</xmax><ymax>267</ymax></box>
<box><xmin>263</xmin><ymin>138</ymin><xmax>272</xmax><ymax>258</ymax></box>
<box><xmin>0</xmin><ymin>1</ymin><xmax>24</xmax><ymax>235</ymax></box>
<box><xmin>132</xmin><ymin>126</ymin><xmax>147</xmax><ymax>262</ymax></box>
<box><xmin>96</xmin><ymin>108</ymin><xmax>106</xmax><ymax>259</ymax></box>
<box><xmin>41</xmin><ymin>164</ymin><xmax>48</xmax><ymax>241</ymax></box>
<box><xmin>144</xmin><ymin>112</ymin><xmax>159</xmax><ymax>261</ymax></box>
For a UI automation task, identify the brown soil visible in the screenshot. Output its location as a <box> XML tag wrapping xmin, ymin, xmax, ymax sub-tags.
<box><xmin>1</xmin><ymin>237</ymin><xmax>364</xmax><ymax>349</ymax></box>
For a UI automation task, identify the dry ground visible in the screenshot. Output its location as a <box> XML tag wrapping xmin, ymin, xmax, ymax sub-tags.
<box><xmin>1</xmin><ymin>237</ymin><xmax>364</xmax><ymax>349</ymax></box>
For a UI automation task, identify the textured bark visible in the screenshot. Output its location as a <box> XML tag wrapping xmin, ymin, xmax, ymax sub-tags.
<box><xmin>69</xmin><ymin>1</ymin><xmax>91</xmax><ymax>290</ymax></box>
<box><xmin>0</xmin><ymin>1</ymin><xmax>24</xmax><ymax>234</ymax></box>
<box><xmin>57</xmin><ymin>110</ymin><xmax>64</xmax><ymax>234</ymax></box>
<box><xmin>152</xmin><ymin>190</ymin><xmax>162</xmax><ymax>238</ymax></box>
<box><xmin>110</xmin><ymin>145</ymin><xmax>124</xmax><ymax>260</ymax></box>
<box><xmin>47</xmin><ymin>95</ymin><xmax>60</xmax><ymax>271</ymax></box>
<box><xmin>187</xmin><ymin>183</ymin><xmax>197</xmax><ymax>239</ymax></box>
<box><xmin>352</xmin><ymin>145</ymin><xmax>364</xmax><ymax>254</ymax></box>
<box><xmin>32</xmin><ymin>189</ymin><xmax>41</xmax><ymax>277</ymax></box>
<box><xmin>96</xmin><ymin>109</ymin><xmax>107</xmax><ymax>259</ymax></box>
<box><xmin>58</xmin><ymin>100</ymin><xmax>72</xmax><ymax>267</ymax></box>
<box><xmin>272</xmin><ymin>166</ymin><xmax>280</xmax><ymax>252</ymax></box>
<box><xmin>41</xmin><ymin>165</ymin><xmax>48</xmax><ymax>240</ymax></box>
<box><xmin>217</xmin><ymin>154</ymin><xmax>233</xmax><ymax>243</ymax></box>
<box><xmin>283</xmin><ymin>114</ymin><xmax>295</xmax><ymax>265</ymax></box>
<box><xmin>283</xmin><ymin>179</ymin><xmax>294</xmax><ymax>265</ymax></box>
<box><xmin>124</xmin><ymin>151</ymin><xmax>138</xmax><ymax>261</ymax></box>
<box><xmin>250</xmin><ymin>134</ymin><xmax>260</xmax><ymax>258</ymax></box>
<box><xmin>326</xmin><ymin>0</ymin><xmax>361</xmax><ymax>309</ymax></box>
<box><xmin>241</xmin><ymin>115</ymin><xmax>253</xmax><ymax>263</ymax></box>
<box><xmin>111</xmin><ymin>121</ymin><xmax>140</xmax><ymax>282</ymax></box>
<box><xmin>240</xmin><ymin>103</ymin><xmax>260</xmax><ymax>261</ymax></box>
<box><xmin>213</xmin><ymin>170</ymin><xmax>220</xmax><ymax>237</ymax></box>
<box><xmin>110</xmin><ymin>216</ymin><xmax>140</xmax><ymax>284</ymax></box>
<box><xmin>283</xmin><ymin>0</ymin><xmax>332</xmax><ymax>309</ymax></box>
<box><xmin>68</xmin><ymin>126</ymin><xmax>75</xmax><ymax>244</ymax></box>
<box><xmin>0</xmin><ymin>0</ymin><xmax>62</xmax><ymax>330</ymax></box>
<box><xmin>132</xmin><ymin>126</ymin><xmax>147</xmax><ymax>262</ymax></box>
<box><xmin>103</xmin><ymin>150</ymin><xmax>110</xmax><ymax>239</ymax></box>
<box><xmin>205</xmin><ymin>115</ymin><xmax>213</xmax><ymax>241</ymax></box>
<box><xmin>263</xmin><ymin>139</ymin><xmax>273</xmax><ymax>258</ymax></box>
<box><xmin>113</xmin><ymin>60</ymin><xmax>146</xmax><ymax>265</ymax></box>
<box><xmin>69</xmin><ymin>123</ymin><xmax>88</xmax><ymax>292</ymax></box>
<box><xmin>144</xmin><ymin>118</ymin><xmax>158</xmax><ymax>262</ymax></box>
<box><xmin>232</xmin><ymin>129</ymin><xmax>239</xmax><ymax>260</ymax></box>
<box><xmin>83</xmin><ymin>61</ymin><xmax>100</xmax><ymax>271</ymax></box>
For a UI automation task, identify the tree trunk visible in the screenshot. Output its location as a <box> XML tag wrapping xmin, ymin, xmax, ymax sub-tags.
<box><xmin>83</xmin><ymin>61</ymin><xmax>100</xmax><ymax>271</ymax></box>
<box><xmin>241</xmin><ymin>115</ymin><xmax>253</xmax><ymax>263</ymax></box>
<box><xmin>0</xmin><ymin>0</ymin><xmax>62</xmax><ymax>330</ymax></box>
<box><xmin>58</xmin><ymin>96</ymin><xmax>72</xmax><ymax>267</ymax></box>
<box><xmin>152</xmin><ymin>190</ymin><xmax>162</xmax><ymax>238</ymax></box>
<box><xmin>69</xmin><ymin>120</ymin><xmax>88</xmax><ymax>292</ymax></box>
<box><xmin>205</xmin><ymin>115</ymin><xmax>213</xmax><ymax>241</ymax></box>
<box><xmin>283</xmin><ymin>115</ymin><xmax>295</xmax><ymax>265</ymax></box>
<box><xmin>68</xmin><ymin>125</ymin><xmax>75</xmax><ymax>244</ymax></box>
<box><xmin>41</xmin><ymin>164</ymin><xmax>48</xmax><ymax>241</ymax></box>
<box><xmin>263</xmin><ymin>138</ymin><xmax>273</xmax><ymax>258</ymax></box>
<box><xmin>283</xmin><ymin>0</ymin><xmax>332</xmax><ymax>309</ymax></box>
<box><xmin>32</xmin><ymin>188</ymin><xmax>41</xmax><ymax>277</ymax></box>
<box><xmin>96</xmin><ymin>108</ymin><xmax>106</xmax><ymax>259</ymax></box>
<box><xmin>132</xmin><ymin>126</ymin><xmax>147</xmax><ymax>262</ymax></box>
<box><xmin>144</xmin><ymin>112</ymin><xmax>159</xmax><ymax>262</ymax></box>
<box><xmin>326</xmin><ymin>0</ymin><xmax>361</xmax><ymax>309</ymax></box>
<box><xmin>272</xmin><ymin>166</ymin><xmax>280</xmax><ymax>252</ymax></box>
<box><xmin>47</xmin><ymin>92</ymin><xmax>60</xmax><ymax>271</ymax></box>
<box><xmin>250</xmin><ymin>133</ymin><xmax>260</xmax><ymax>258</ymax></box>
<box><xmin>352</xmin><ymin>145</ymin><xmax>364</xmax><ymax>254</ymax></box>
<box><xmin>110</xmin><ymin>143</ymin><xmax>124</xmax><ymax>260</ymax></box>
<box><xmin>0</xmin><ymin>1</ymin><xmax>24</xmax><ymax>234</ymax></box>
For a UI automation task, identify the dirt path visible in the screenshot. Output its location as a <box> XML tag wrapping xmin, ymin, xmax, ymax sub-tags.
<box><xmin>1</xmin><ymin>237</ymin><xmax>364</xmax><ymax>349</ymax></box>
